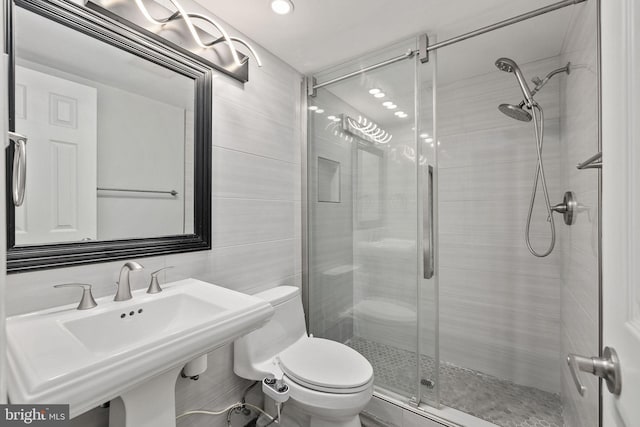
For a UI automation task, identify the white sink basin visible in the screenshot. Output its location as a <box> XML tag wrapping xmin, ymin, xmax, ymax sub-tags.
<box><xmin>6</xmin><ymin>279</ymin><xmax>274</xmax><ymax>422</ymax></box>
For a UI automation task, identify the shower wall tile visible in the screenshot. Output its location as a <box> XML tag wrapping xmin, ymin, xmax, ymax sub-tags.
<box><xmin>307</xmin><ymin>89</ymin><xmax>356</xmax><ymax>343</ymax></box>
<box><xmin>435</xmin><ymin>56</ymin><xmax>562</xmax><ymax>138</ymax></box>
<box><xmin>5</xmin><ymin>1</ymin><xmax>303</xmax><ymax>425</ymax></box>
<box><xmin>435</xmin><ymin>55</ymin><xmax>564</xmax><ymax>393</ymax></box>
<box><xmin>559</xmin><ymin>1</ymin><xmax>600</xmax><ymax>426</ymax></box>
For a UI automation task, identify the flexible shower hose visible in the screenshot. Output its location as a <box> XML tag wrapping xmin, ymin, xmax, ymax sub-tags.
<box><xmin>525</xmin><ymin>104</ymin><xmax>556</xmax><ymax>257</ymax></box>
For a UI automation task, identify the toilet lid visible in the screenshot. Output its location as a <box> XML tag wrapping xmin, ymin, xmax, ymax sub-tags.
<box><xmin>278</xmin><ymin>338</ymin><xmax>373</xmax><ymax>392</ymax></box>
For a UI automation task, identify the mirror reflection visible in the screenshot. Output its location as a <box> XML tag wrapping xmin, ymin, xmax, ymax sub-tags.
<box><xmin>13</xmin><ymin>6</ymin><xmax>195</xmax><ymax>245</ymax></box>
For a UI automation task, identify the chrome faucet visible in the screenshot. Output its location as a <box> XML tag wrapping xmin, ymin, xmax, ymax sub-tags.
<box><xmin>114</xmin><ymin>261</ymin><xmax>144</xmax><ymax>301</ymax></box>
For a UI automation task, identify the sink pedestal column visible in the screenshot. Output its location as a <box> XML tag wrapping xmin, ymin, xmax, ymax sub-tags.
<box><xmin>109</xmin><ymin>367</ymin><xmax>182</xmax><ymax>427</ymax></box>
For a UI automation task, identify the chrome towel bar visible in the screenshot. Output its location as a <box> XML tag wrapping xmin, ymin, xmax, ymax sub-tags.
<box><xmin>97</xmin><ymin>187</ymin><xmax>178</xmax><ymax>196</ymax></box>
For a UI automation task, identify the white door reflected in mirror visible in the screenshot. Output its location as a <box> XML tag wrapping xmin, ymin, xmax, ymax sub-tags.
<box><xmin>15</xmin><ymin>66</ymin><xmax>97</xmax><ymax>245</ymax></box>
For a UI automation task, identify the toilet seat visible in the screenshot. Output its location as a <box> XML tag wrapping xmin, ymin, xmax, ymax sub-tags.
<box><xmin>278</xmin><ymin>338</ymin><xmax>373</xmax><ymax>394</ymax></box>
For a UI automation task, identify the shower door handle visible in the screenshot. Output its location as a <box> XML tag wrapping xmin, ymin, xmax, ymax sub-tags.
<box><xmin>567</xmin><ymin>347</ymin><xmax>621</xmax><ymax>396</ymax></box>
<box><xmin>423</xmin><ymin>165</ymin><xmax>434</xmax><ymax>279</ymax></box>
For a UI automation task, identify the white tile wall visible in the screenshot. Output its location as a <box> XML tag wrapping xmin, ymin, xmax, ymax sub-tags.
<box><xmin>7</xmin><ymin>1</ymin><xmax>302</xmax><ymax>425</ymax></box>
<box><xmin>307</xmin><ymin>89</ymin><xmax>356</xmax><ymax>343</ymax></box>
<box><xmin>558</xmin><ymin>1</ymin><xmax>600</xmax><ymax>425</ymax></box>
<box><xmin>435</xmin><ymin>55</ymin><xmax>564</xmax><ymax>393</ymax></box>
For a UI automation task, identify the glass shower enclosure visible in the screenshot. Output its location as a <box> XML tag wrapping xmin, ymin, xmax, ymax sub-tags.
<box><xmin>305</xmin><ymin>38</ymin><xmax>439</xmax><ymax>407</ymax></box>
<box><xmin>305</xmin><ymin>7</ymin><xmax>600</xmax><ymax>423</ymax></box>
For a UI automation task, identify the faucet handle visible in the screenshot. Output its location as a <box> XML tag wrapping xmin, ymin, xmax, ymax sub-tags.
<box><xmin>54</xmin><ymin>283</ymin><xmax>98</xmax><ymax>310</ymax></box>
<box><xmin>147</xmin><ymin>266</ymin><xmax>174</xmax><ymax>294</ymax></box>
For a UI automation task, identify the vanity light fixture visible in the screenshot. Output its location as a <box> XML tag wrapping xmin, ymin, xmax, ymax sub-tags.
<box><xmin>271</xmin><ymin>0</ymin><xmax>294</xmax><ymax>15</ymax></box>
<box><xmin>133</xmin><ymin>0</ymin><xmax>257</xmax><ymax>67</ymax></box>
<box><xmin>90</xmin><ymin>0</ymin><xmax>263</xmax><ymax>82</ymax></box>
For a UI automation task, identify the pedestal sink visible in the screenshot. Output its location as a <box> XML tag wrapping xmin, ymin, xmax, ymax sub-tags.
<box><xmin>6</xmin><ymin>279</ymin><xmax>274</xmax><ymax>427</ymax></box>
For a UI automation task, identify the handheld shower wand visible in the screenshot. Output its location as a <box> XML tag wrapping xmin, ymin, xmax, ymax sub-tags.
<box><xmin>495</xmin><ymin>58</ymin><xmax>536</xmax><ymax>107</ymax></box>
<box><xmin>495</xmin><ymin>57</ymin><xmax>569</xmax><ymax>258</ymax></box>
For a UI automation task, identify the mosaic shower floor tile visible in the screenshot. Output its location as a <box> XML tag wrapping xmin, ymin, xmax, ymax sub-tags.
<box><xmin>348</xmin><ymin>337</ymin><xmax>563</xmax><ymax>427</ymax></box>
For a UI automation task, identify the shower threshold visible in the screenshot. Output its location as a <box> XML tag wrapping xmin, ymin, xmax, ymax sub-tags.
<box><xmin>348</xmin><ymin>337</ymin><xmax>563</xmax><ymax>427</ymax></box>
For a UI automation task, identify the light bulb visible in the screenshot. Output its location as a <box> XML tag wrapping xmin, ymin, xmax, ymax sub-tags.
<box><xmin>271</xmin><ymin>0</ymin><xmax>294</xmax><ymax>15</ymax></box>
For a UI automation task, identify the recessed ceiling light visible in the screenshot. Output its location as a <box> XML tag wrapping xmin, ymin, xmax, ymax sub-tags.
<box><xmin>399</xmin><ymin>114</ymin><xmax>408</xmax><ymax>118</ymax></box>
<box><xmin>425</xmin><ymin>137</ymin><xmax>434</xmax><ymax>143</ymax></box>
<box><xmin>369</xmin><ymin>88</ymin><xmax>381</xmax><ymax>95</ymax></box>
<box><xmin>316</xmin><ymin>109</ymin><xmax>324</xmax><ymax>114</ymax></box>
<box><xmin>420</xmin><ymin>133</ymin><xmax>429</xmax><ymax>138</ymax></box>
<box><xmin>394</xmin><ymin>111</ymin><xmax>404</xmax><ymax>116</ymax></box>
<box><xmin>271</xmin><ymin>0</ymin><xmax>294</xmax><ymax>15</ymax></box>
<box><xmin>308</xmin><ymin>106</ymin><xmax>318</xmax><ymax>111</ymax></box>
<box><xmin>327</xmin><ymin>115</ymin><xmax>336</xmax><ymax>120</ymax></box>
<box><xmin>386</xmin><ymin>104</ymin><xmax>397</xmax><ymax>110</ymax></box>
<box><xmin>374</xmin><ymin>92</ymin><xmax>385</xmax><ymax>98</ymax></box>
<box><xmin>382</xmin><ymin>101</ymin><xmax>393</xmax><ymax>107</ymax></box>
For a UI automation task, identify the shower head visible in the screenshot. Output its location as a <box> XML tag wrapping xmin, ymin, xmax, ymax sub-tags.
<box><xmin>498</xmin><ymin>103</ymin><xmax>532</xmax><ymax>122</ymax></box>
<box><xmin>495</xmin><ymin>57</ymin><xmax>516</xmax><ymax>73</ymax></box>
<box><xmin>495</xmin><ymin>57</ymin><xmax>535</xmax><ymax>106</ymax></box>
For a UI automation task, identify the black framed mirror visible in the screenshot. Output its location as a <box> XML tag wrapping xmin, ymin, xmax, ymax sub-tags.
<box><xmin>6</xmin><ymin>0</ymin><xmax>212</xmax><ymax>273</ymax></box>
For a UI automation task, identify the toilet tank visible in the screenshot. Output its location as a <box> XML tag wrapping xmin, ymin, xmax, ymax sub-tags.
<box><xmin>234</xmin><ymin>286</ymin><xmax>308</xmax><ymax>380</ymax></box>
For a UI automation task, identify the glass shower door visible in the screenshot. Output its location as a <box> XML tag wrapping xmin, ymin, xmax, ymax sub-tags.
<box><xmin>306</xmin><ymin>38</ymin><xmax>438</xmax><ymax>406</ymax></box>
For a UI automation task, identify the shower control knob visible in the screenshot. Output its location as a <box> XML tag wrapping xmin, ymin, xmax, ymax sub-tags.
<box><xmin>551</xmin><ymin>191</ymin><xmax>577</xmax><ymax>225</ymax></box>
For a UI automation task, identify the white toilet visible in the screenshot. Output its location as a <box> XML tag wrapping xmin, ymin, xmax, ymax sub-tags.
<box><xmin>234</xmin><ymin>286</ymin><xmax>374</xmax><ymax>427</ymax></box>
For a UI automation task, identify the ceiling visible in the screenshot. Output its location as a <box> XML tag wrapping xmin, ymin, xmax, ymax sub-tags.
<box><xmin>194</xmin><ymin>0</ymin><xmax>577</xmax><ymax>74</ymax></box>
